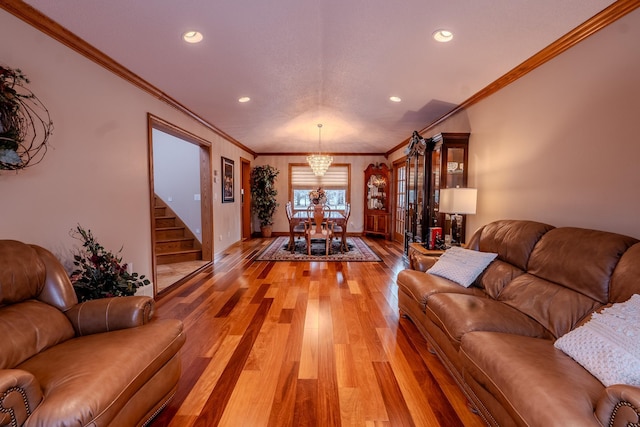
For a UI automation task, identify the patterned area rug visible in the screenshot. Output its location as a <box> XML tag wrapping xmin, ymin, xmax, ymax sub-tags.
<box><xmin>256</xmin><ymin>236</ymin><xmax>382</xmax><ymax>262</ymax></box>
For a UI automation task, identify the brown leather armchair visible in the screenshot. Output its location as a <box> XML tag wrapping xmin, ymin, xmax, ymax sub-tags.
<box><xmin>0</xmin><ymin>240</ymin><xmax>185</xmax><ymax>427</ymax></box>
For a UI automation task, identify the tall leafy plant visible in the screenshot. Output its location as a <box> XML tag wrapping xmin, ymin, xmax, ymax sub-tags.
<box><xmin>250</xmin><ymin>165</ymin><xmax>280</xmax><ymax>228</ymax></box>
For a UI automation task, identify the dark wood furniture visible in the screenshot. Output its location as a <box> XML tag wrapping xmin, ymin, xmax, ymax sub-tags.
<box><xmin>404</xmin><ymin>132</ymin><xmax>469</xmax><ymax>255</ymax></box>
<box><xmin>363</xmin><ymin>163</ymin><xmax>391</xmax><ymax>239</ymax></box>
<box><xmin>285</xmin><ymin>201</ymin><xmax>306</xmax><ymax>253</ymax></box>
<box><xmin>291</xmin><ymin>209</ymin><xmax>345</xmax><ymax>254</ymax></box>
<box><xmin>304</xmin><ymin>204</ymin><xmax>335</xmax><ymax>255</ymax></box>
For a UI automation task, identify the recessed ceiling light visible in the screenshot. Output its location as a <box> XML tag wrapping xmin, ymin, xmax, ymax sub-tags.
<box><xmin>433</xmin><ymin>29</ymin><xmax>453</xmax><ymax>43</ymax></box>
<box><xmin>389</xmin><ymin>96</ymin><xmax>402</xmax><ymax>103</ymax></box>
<box><xmin>182</xmin><ymin>30</ymin><xmax>203</xmax><ymax>44</ymax></box>
<box><xmin>238</xmin><ymin>97</ymin><xmax>251</xmax><ymax>103</ymax></box>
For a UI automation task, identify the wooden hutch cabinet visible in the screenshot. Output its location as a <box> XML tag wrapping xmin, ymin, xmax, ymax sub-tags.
<box><xmin>364</xmin><ymin>163</ymin><xmax>391</xmax><ymax>239</ymax></box>
<box><xmin>404</xmin><ymin>132</ymin><xmax>469</xmax><ymax>254</ymax></box>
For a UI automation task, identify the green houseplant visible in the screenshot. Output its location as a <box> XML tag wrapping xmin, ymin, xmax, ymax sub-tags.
<box><xmin>69</xmin><ymin>225</ymin><xmax>150</xmax><ymax>302</ymax></box>
<box><xmin>250</xmin><ymin>165</ymin><xmax>280</xmax><ymax>237</ymax></box>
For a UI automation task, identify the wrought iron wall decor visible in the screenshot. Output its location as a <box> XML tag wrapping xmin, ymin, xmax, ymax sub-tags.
<box><xmin>0</xmin><ymin>66</ymin><xmax>53</xmax><ymax>171</ymax></box>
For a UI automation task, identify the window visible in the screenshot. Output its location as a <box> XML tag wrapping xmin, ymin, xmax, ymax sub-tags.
<box><xmin>289</xmin><ymin>163</ymin><xmax>350</xmax><ymax>211</ymax></box>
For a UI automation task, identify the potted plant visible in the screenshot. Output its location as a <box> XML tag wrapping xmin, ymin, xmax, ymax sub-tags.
<box><xmin>69</xmin><ymin>225</ymin><xmax>150</xmax><ymax>302</ymax></box>
<box><xmin>250</xmin><ymin>164</ymin><xmax>280</xmax><ymax>237</ymax></box>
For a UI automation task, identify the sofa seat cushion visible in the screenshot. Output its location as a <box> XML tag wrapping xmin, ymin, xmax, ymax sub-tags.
<box><xmin>396</xmin><ymin>269</ymin><xmax>486</xmax><ymax>311</ymax></box>
<box><xmin>425</xmin><ymin>294</ymin><xmax>550</xmax><ymax>348</ymax></box>
<box><xmin>460</xmin><ymin>332</ymin><xmax>605</xmax><ymax>427</ymax></box>
<box><xmin>17</xmin><ymin>319</ymin><xmax>185</xmax><ymax>427</ymax></box>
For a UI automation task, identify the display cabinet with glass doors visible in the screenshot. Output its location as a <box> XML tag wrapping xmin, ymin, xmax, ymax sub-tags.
<box><xmin>404</xmin><ymin>132</ymin><xmax>469</xmax><ymax>255</ymax></box>
<box><xmin>364</xmin><ymin>163</ymin><xmax>391</xmax><ymax>239</ymax></box>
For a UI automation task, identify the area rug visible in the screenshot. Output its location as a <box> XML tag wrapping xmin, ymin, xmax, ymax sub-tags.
<box><xmin>256</xmin><ymin>236</ymin><xmax>382</xmax><ymax>262</ymax></box>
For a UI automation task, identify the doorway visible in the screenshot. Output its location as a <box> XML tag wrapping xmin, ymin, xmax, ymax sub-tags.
<box><xmin>241</xmin><ymin>157</ymin><xmax>252</xmax><ymax>239</ymax></box>
<box><xmin>147</xmin><ymin>114</ymin><xmax>213</xmax><ymax>296</ymax></box>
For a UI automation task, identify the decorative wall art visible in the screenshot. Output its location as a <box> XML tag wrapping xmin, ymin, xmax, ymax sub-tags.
<box><xmin>0</xmin><ymin>65</ymin><xmax>53</xmax><ymax>171</ymax></box>
<box><xmin>222</xmin><ymin>156</ymin><xmax>234</xmax><ymax>203</ymax></box>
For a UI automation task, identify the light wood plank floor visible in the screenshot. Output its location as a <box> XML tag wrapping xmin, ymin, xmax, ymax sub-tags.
<box><xmin>150</xmin><ymin>237</ymin><xmax>485</xmax><ymax>427</ymax></box>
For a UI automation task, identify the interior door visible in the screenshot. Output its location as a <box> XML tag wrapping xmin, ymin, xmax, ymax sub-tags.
<box><xmin>241</xmin><ymin>157</ymin><xmax>252</xmax><ymax>239</ymax></box>
<box><xmin>393</xmin><ymin>157</ymin><xmax>407</xmax><ymax>243</ymax></box>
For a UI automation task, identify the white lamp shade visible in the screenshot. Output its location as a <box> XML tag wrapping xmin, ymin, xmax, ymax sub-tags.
<box><xmin>439</xmin><ymin>188</ymin><xmax>477</xmax><ymax>214</ymax></box>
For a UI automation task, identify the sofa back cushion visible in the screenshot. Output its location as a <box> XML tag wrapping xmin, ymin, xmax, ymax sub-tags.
<box><xmin>499</xmin><ymin>274</ymin><xmax>601</xmax><ymax>338</ymax></box>
<box><xmin>468</xmin><ymin>220</ymin><xmax>555</xmax><ymax>271</ymax></box>
<box><xmin>0</xmin><ymin>300</ymin><xmax>75</xmax><ymax>369</ymax></box>
<box><xmin>498</xmin><ymin>227</ymin><xmax>638</xmax><ymax>338</ymax></box>
<box><xmin>468</xmin><ymin>220</ymin><xmax>554</xmax><ymax>298</ymax></box>
<box><xmin>609</xmin><ymin>242</ymin><xmax>640</xmax><ymax>303</ymax></box>
<box><xmin>0</xmin><ymin>240</ymin><xmax>77</xmax><ymax>368</ymax></box>
<box><xmin>477</xmin><ymin>259</ymin><xmax>527</xmax><ymax>300</ymax></box>
<box><xmin>526</xmin><ymin>228</ymin><xmax>638</xmax><ymax>304</ymax></box>
<box><xmin>0</xmin><ymin>240</ymin><xmax>46</xmax><ymax>306</ymax></box>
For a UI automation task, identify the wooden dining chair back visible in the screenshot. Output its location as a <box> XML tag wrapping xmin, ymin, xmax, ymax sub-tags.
<box><xmin>304</xmin><ymin>204</ymin><xmax>334</xmax><ymax>255</ymax></box>
<box><xmin>286</xmin><ymin>201</ymin><xmax>306</xmax><ymax>253</ymax></box>
<box><xmin>333</xmin><ymin>203</ymin><xmax>350</xmax><ymax>253</ymax></box>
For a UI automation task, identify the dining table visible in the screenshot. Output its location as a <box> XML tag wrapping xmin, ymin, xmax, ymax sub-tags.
<box><xmin>290</xmin><ymin>209</ymin><xmax>347</xmax><ymax>253</ymax></box>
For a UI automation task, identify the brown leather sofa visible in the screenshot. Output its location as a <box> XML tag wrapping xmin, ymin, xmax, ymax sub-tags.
<box><xmin>397</xmin><ymin>220</ymin><xmax>640</xmax><ymax>427</ymax></box>
<box><xmin>0</xmin><ymin>240</ymin><xmax>185</xmax><ymax>427</ymax></box>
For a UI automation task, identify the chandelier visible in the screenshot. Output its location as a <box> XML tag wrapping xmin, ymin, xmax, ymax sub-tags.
<box><xmin>307</xmin><ymin>123</ymin><xmax>333</xmax><ymax>176</ymax></box>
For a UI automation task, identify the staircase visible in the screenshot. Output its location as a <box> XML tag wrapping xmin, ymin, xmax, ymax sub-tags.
<box><xmin>154</xmin><ymin>196</ymin><xmax>203</xmax><ymax>265</ymax></box>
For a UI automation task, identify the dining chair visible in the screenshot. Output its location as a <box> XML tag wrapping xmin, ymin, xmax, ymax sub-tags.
<box><xmin>305</xmin><ymin>204</ymin><xmax>334</xmax><ymax>255</ymax></box>
<box><xmin>285</xmin><ymin>201</ymin><xmax>306</xmax><ymax>253</ymax></box>
<box><xmin>332</xmin><ymin>203</ymin><xmax>350</xmax><ymax>253</ymax></box>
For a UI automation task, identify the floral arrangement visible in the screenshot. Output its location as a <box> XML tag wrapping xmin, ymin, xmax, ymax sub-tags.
<box><xmin>0</xmin><ymin>65</ymin><xmax>53</xmax><ymax>171</ymax></box>
<box><xmin>69</xmin><ymin>225</ymin><xmax>150</xmax><ymax>302</ymax></box>
<box><xmin>309</xmin><ymin>187</ymin><xmax>327</xmax><ymax>205</ymax></box>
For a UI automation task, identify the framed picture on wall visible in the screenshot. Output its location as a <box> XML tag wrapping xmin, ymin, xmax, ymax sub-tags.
<box><xmin>222</xmin><ymin>157</ymin><xmax>234</xmax><ymax>203</ymax></box>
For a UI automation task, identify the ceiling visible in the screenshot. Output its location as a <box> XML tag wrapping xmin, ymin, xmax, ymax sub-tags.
<box><xmin>23</xmin><ymin>0</ymin><xmax>617</xmax><ymax>155</ymax></box>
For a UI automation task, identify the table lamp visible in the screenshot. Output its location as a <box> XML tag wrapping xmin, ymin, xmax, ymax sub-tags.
<box><xmin>439</xmin><ymin>187</ymin><xmax>477</xmax><ymax>246</ymax></box>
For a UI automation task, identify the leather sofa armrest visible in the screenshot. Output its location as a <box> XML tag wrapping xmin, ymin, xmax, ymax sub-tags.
<box><xmin>0</xmin><ymin>369</ymin><xmax>43</xmax><ymax>426</ymax></box>
<box><xmin>65</xmin><ymin>296</ymin><xmax>155</xmax><ymax>336</ymax></box>
<box><xmin>595</xmin><ymin>384</ymin><xmax>640</xmax><ymax>427</ymax></box>
<box><xmin>409</xmin><ymin>252</ymin><xmax>438</xmax><ymax>272</ymax></box>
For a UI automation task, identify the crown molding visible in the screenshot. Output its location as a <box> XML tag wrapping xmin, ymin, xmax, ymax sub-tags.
<box><xmin>1</xmin><ymin>0</ymin><xmax>257</xmax><ymax>158</ymax></box>
<box><xmin>255</xmin><ymin>152</ymin><xmax>387</xmax><ymax>158</ymax></box>
<box><xmin>386</xmin><ymin>0</ymin><xmax>640</xmax><ymax>157</ymax></box>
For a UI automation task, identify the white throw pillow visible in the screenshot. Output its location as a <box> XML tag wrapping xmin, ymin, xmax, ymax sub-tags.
<box><xmin>426</xmin><ymin>246</ymin><xmax>498</xmax><ymax>287</ymax></box>
<box><xmin>554</xmin><ymin>294</ymin><xmax>640</xmax><ymax>387</ymax></box>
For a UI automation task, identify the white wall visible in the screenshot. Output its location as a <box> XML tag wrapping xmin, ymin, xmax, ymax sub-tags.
<box><xmin>0</xmin><ymin>10</ymin><xmax>252</xmax><ymax>281</ymax></box>
<box><xmin>389</xmin><ymin>8</ymin><xmax>640</xmax><ymax>240</ymax></box>
<box><xmin>153</xmin><ymin>129</ymin><xmax>202</xmax><ymax>242</ymax></box>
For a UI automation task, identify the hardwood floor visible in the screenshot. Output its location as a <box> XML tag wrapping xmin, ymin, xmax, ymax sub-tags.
<box><xmin>150</xmin><ymin>237</ymin><xmax>485</xmax><ymax>427</ymax></box>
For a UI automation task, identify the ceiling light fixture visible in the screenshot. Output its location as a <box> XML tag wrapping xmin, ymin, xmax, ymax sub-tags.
<box><xmin>182</xmin><ymin>30</ymin><xmax>203</xmax><ymax>44</ymax></box>
<box><xmin>433</xmin><ymin>29</ymin><xmax>453</xmax><ymax>43</ymax></box>
<box><xmin>389</xmin><ymin>96</ymin><xmax>402</xmax><ymax>103</ymax></box>
<box><xmin>307</xmin><ymin>123</ymin><xmax>333</xmax><ymax>176</ymax></box>
<box><xmin>238</xmin><ymin>97</ymin><xmax>251</xmax><ymax>103</ymax></box>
